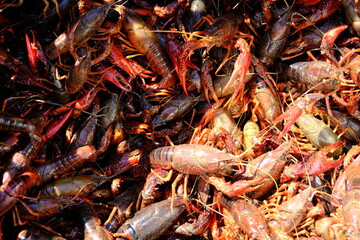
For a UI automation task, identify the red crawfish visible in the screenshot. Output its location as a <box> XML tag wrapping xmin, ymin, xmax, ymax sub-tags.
<box><xmin>217</xmin><ymin>193</ymin><xmax>272</xmax><ymax>240</ymax></box>
<box><xmin>2</xmin><ymin>139</ymin><xmax>43</xmax><ymax>185</ymax></box>
<box><xmin>115</xmin><ymin>197</ymin><xmax>185</xmax><ymax>240</ymax></box>
<box><xmin>273</xmin><ymin>93</ymin><xmax>326</xmax><ymax>138</ymax></box>
<box><xmin>280</xmin><ymin>142</ymin><xmax>345</xmax><ymax>182</ymax></box>
<box><xmin>149</xmin><ymin>144</ymin><xmax>235</xmax><ymax>175</ymax></box>
<box><xmin>150</xmin><ymin>144</ymin><xmax>265</xmax><ymax>197</ymax></box>
<box><xmin>0</xmin><ymin>167</ymin><xmax>41</xmax><ymax>217</ymax></box>
<box><xmin>267</xmin><ymin>187</ymin><xmax>316</xmax><ymax>234</ymax></box>
<box><xmin>244</xmin><ymin>140</ymin><xmax>292</xmax><ymax>199</ymax></box>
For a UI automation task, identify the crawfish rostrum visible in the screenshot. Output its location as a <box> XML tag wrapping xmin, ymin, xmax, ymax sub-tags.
<box><xmin>0</xmin><ymin>0</ymin><xmax>360</xmax><ymax>239</ymax></box>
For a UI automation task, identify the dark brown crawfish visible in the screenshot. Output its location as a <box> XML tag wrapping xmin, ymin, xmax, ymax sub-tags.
<box><xmin>66</xmin><ymin>46</ymin><xmax>92</xmax><ymax>93</ymax></box>
<box><xmin>46</xmin><ymin>2</ymin><xmax>114</xmax><ymax>59</ymax></box>
<box><xmin>0</xmin><ymin>112</ymin><xmax>47</xmax><ymax>144</ymax></box>
<box><xmin>256</xmin><ymin>7</ymin><xmax>293</xmax><ymax>67</ymax></box>
<box><xmin>36</xmin><ymin>145</ymin><xmax>97</xmax><ymax>183</ymax></box>
<box><xmin>17</xmin><ymin>196</ymin><xmax>82</xmax><ymax>221</ymax></box>
<box><xmin>151</xmin><ymin>93</ymin><xmax>199</xmax><ymax>128</ymax></box>
<box><xmin>106</xmin><ymin>183</ymin><xmax>143</xmax><ymax>233</ymax></box>
<box><xmin>116</xmin><ymin>5</ymin><xmax>177</xmax><ymax>89</ymax></box>
<box><xmin>79</xmin><ymin>202</ymin><xmax>114</xmax><ymax>240</ymax></box>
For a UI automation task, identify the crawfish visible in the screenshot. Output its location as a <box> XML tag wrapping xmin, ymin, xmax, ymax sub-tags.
<box><xmin>79</xmin><ymin>202</ymin><xmax>114</xmax><ymax>240</ymax></box>
<box><xmin>342</xmin><ymin>0</ymin><xmax>360</xmax><ymax>36</ymax></box>
<box><xmin>36</xmin><ymin>145</ymin><xmax>97</xmax><ymax>183</ymax></box>
<box><xmin>41</xmin><ymin>175</ymin><xmax>111</xmax><ymax>198</ymax></box>
<box><xmin>254</xmin><ymin>76</ymin><xmax>282</xmax><ymax>123</ymax></box>
<box><xmin>17</xmin><ymin>228</ymin><xmax>67</xmax><ymax>240</ymax></box>
<box><xmin>0</xmin><ymin>112</ymin><xmax>47</xmax><ymax>144</ymax></box>
<box><xmin>280</xmin><ymin>142</ymin><xmax>345</xmax><ymax>182</ymax></box>
<box><xmin>46</xmin><ymin>2</ymin><xmax>114</xmax><ymax>59</ymax></box>
<box><xmin>328</xmin><ymin>109</ymin><xmax>360</xmax><ymax>141</ymax></box>
<box><xmin>116</xmin><ymin>5</ymin><xmax>177</xmax><ymax>89</ymax></box>
<box><xmin>115</xmin><ymin>197</ymin><xmax>185</xmax><ymax>240</ymax></box>
<box><xmin>0</xmin><ymin>135</ymin><xmax>18</xmax><ymax>156</ymax></box>
<box><xmin>295</xmin><ymin>113</ymin><xmax>343</xmax><ymax>156</ymax></box>
<box><xmin>178</xmin><ymin>11</ymin><xmax>243</xmax><ymax>94</ymax></box>
<box><xmin>243</xmin><ymin>120</ymin><xmax>260</xmax><ymax>155</ymax></box>
<box><xmin>151</xmin><ymin>93</ymin><xmax>200</xmax><ymax>128</ymax></box>
<box><xmin>218</xmin><ymin>193</ymin><xmax>272</xmax><ymax>240</ymax></box>
<box><xmin>17</xmin><ymin>196</ymin><xmax>82</xmax><ymax>221</ymax></box>
<box><xmin>267</xmin><ymin>187</ymin><xmax>316</xmax><ymax>234</ymax></box>
<box><xmin>256</xmin><ymin>7</ymin><xmax>293</xmax><ymax>67</ymax></box>
<box><xmin>149</xmin><ymin>144</ymin><xmax>235</xmax><ymax>175</ymax></box>
<box><xmin>66</xmin><ymin>46</ymin><xmax>92</xmax><ymax>93</ymax></box>
<box><xmin>0</xmin><ymin>167</ymin><xmax>41</xmax><ymax>217</ymax></box>
<box><xmin>244</xmin><ymin>140</ymin><xmax>292</xmax><ymax>199</ymax></box>
<box><xmin>106</xmin><ymin>183</ymin><xmax>143</xmax><ymax>232</ymax></box>
<box><xmin>285</xmin><ymin>61</ymin><xmax>343</xmax><ymax>91</ymax></box>
<box><xmin>209</xmin><ymin>108</ymin><xmax>243</xmax><ymax>153</ymax></box>
<box><xmin>2</xmin><ymin>139</ymin><xmax>43</xmax><ymax>185</ymax></box>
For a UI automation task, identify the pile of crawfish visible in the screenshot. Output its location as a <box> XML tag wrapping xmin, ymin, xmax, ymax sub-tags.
<box><xmin>1</xmin><ymin>0</ymin><xmax>360</xmax><ymax>239</ymax></box>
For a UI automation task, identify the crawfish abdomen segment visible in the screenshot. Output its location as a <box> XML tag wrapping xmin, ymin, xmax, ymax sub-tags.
<box><xmin>149</xmin><ymin>144</ymin><xmax>233</xmax><ymax>175</ymax></box>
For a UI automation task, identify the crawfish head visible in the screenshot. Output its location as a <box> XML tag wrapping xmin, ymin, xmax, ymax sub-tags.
<box><xmin>206</xmin><ymin>12</ymin><xmax>242</xmax><ymax>46</ymax></box>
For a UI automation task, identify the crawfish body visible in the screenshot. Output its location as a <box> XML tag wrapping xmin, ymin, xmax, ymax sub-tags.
<box><xmin>218</xmin><ymin>193</ymin><xmax>272</xmax><ymax>240</ymax></box>
<box><xmin>116</xmin><ymin>197</ymin><xmax>185</xmax><ymax>240</ymax></box>
<box><xmin>0</xmin><ymin>168</ymin><xmax>41</xmax><ymax>217</ymax></box>
<box><xmin>256</xmin><ymin>9</ymin><xmax>293</xmax><ymax>66</ymax></box>
<box><xmin>42</xmin><ymin>175</ymin><xmax>109</xmax><ymax>198</ymax></box>
<box><xmin>287</xmin><ymin>61</ymin><xmax>342</xmax><ymax>91</ymax></box>
<box><xmin>36</xmin><ymin>145</ymin><xmax>97</xmax><ymax>182</ymax></box>
<box><xmin>341</xmin><ymin>0</ymin><xmax>360</xmax><ymax>36</ymax></box>
<box><xmin>296</xmin><ymin>113</ymin><xmax>343</xmax><ymax>156</ymax></box>
<box><xmin>80</xmin><ymin>202</ymin><xmax>114</xmax><ymax>240</ymax></box>
<box><xmin>149</xmin><ymin>144</ymin><xmax>234</xmax><ymax>175</ymax></box>
<box><xmin>118</xmin><ymin>6</ymin><xmax>177</xmax><ymax>88</ymax></box>
<box><xmin>46</xmin><ymin>2</ymin><xmax>114</xmax><ymax>59</ymax></box>
<box><xmin>254</xmin><ymin>77</ymin><xmax>282</xmax><ymax>123</ymax></box>
<box><xmin>0</xmin><ymin>112</ymin><xmax>46</xmax><ymax>142</ymax></box>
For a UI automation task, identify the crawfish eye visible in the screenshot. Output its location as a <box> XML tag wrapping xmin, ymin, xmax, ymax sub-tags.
<box><xmin>219</xmin><ymin>161</ymin><xmax>225</xmax><ymax>168</ymax></box>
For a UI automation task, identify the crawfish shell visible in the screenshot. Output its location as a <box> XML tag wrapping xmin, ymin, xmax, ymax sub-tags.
<box><xmin>287</xmin><ymin>61</ymin><xmax>341</xmax><ymax>91</ymax></box>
